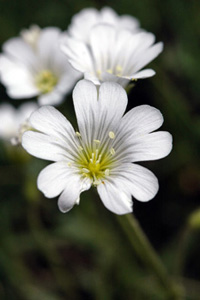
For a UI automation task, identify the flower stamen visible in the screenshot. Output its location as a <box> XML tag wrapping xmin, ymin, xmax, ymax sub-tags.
<box><xmin>82</xmin><ymin>168</ymin><xmax>90</xmax><ymax>173</ymax></box>
<box><xmin>109</xmin><ymin>131</ymin><xmax>115</xmax><ymax>139</ymax></box>
<box><xmin>105</xmin><ymin>169</ymin><xmax>110</xmax><ymax>176</ymax></box>
<box><xmin>78</xmin><ymin>145</ymin><xmax>83</xmax><ymax>151</ymax></box>
<box><xmin>35</xmin><ymin>70</ymin><xmax>58</xmax><ymax>94</ymax></box>
<box><xmin>93</xmin><ymin>139</ymin><xmax>100</xmax><ymax>144</ymax></box>
<box><xmin>76</xmin><ymin>131</ymin><xmax>81</xmax><ymax>137</ymax></box>
<box><xmin>106</xmin><ymin>69</ymin><xmax>113</xmax><ymax>74</ymax></box>
<box><xmin>115</xmin><ymin>65</ymin><xmax>123</xmax><ymax>76</ymax></box>
<box><xmin>110</xmin><ymin>148</ymin><xmax>115</xmax><ymax>155</ymax></box>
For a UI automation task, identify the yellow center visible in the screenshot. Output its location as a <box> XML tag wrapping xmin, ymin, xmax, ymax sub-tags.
<box><xmin>35</xmin><ymin>70</ymin><xmax>58</xmax><ymax>94</ymax></box>
<box><xmin>88</xmin><ymin>161</ymin><xmax>101</xmax><ymax>174</ymax></box>
<box><xmin>96</xmin><ymin>65</ymin><xmax>123</xmax><ymax>80</ymax></box>
<box><xmin>74</xmin><ymin>134</ymin><xmax>117</xmax><ymax>186</ymax></box>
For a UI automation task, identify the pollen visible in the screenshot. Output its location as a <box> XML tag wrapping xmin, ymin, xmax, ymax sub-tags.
<box><xmin>35</xmin><ymin>70</ymin><xmax>58</xmax><ymax>94</ymax></box>
<box><xmin>109</xmin><ymin>131</ymin><xmax>115</xmax><ymax>139</ymax></box>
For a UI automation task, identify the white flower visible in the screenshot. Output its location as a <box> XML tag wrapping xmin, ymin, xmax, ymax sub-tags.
<box><xmin>22</xmin><ymin>80</ymin><xmax>172</xmax><ymax>215</ymax></box>
<box><xmin>0</xmin><ymin>102</ymin><xmax>38</xmax><ymax>145</ymax></box>
<box><xmin>61</xmin><ymin>24</ymin><xmax>163</xmax><ymax>87</ymax></box>
<box><xmin>68</xmin><ymin>7</ymin><xmax>139</xmax><ymax>43</ymax></box>
<box><xmin>0</xmin><ymin>26</ymin><xmax>80</xmax><ymax>106</ymax></box>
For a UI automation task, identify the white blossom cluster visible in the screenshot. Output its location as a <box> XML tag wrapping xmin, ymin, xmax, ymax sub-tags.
<box><xmin>0</xmin><ymin>7</ymin><xmax>172</xmax><ymax>215</ymax></box>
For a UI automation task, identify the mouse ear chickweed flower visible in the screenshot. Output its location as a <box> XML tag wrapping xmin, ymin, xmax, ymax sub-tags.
<box><xmin>0</xmin><ymin>102</ymin><xmax>38</xmax><ymax>145</ymax></box>
<box><xmin>22</xmin><ymin>80</ymin><xmax>172</xmax><ymax>215</ymax></box>
<box><xmin>0</xmin><ymin>26</ymin><xmax>80</xmax><ymax>106</ymax></box>
<box><xmin>61</xmin><ymin>24</ymin><xmax>163</xmax><ymax>88</ymax></box>
<box><xmin>68</xmin><ymin>6</ymin><xmax>139</xmax><ymax>43</ymax></box>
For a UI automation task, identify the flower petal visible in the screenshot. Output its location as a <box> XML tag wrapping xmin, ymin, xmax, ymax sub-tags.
<box><xmin>0</xmin><ymin>103</ymin><xmax>16</xmax><ymax>139</ymax></box>
<box><xmin>133</xmin><ymin>42</ymin><xmax>163</xmax><ymax>73</ymax></box>
<box><xmin>61</xmin><ymin>36</ymin><xmax>94</xmax><ymax>73</ymax></box>
<box><xmin>131</xmin><ymin>69</ymin><xmax>155</xmax><ymax>79</ymax></box>
<box><xmin>38</xmin><ymin>90</ymin><xmax>64</xmax><ymax>106</ymax></box>
<box><xmin>119</xmin><ymin>105</ymin><xmax>164</xmax><ymax>138</ymax></box>
<box><xmin>115</xmin><ymin>131</ymin><xmax>173</xmax><ymax>162</ymax></box>
<box><xmin>111</xmin><ymin>163</ymin><xmax>159</xmax><ymax>202</ymax></box>
<box><xmin>97</xmin><ymin>180</ymin><xmax>133</xmax><ymax>215</ymax></box>
<box><xmin>0</xmin><ymin>55</ymin><xmax>39</xmax><ymax>98</ymax></box>
<box><xmin>37</xmin><ymin>27</ymin><xmax>61</xmax><ymax>68</ymax></box>
<box><xmin>37</xmin><ymin>162</ymin><xmax>75</xmax><ymax>198</ymax></box>
<box><xmin>2</xmin><ymin>37</ymin><xmax>37</xmax><ymax>69</ymax></box>
<box><xmin>98</xmin><ymin>81</ymin><xmax>128</xmax><ymax>128</ymax></box>
<box><xmin>18</xmin><ymin>102</ymin><xmax>38</xmax><ymax>120</ymax></box>
<box><xmin>90</xmin><ymin>24</ymin><xmax>116</xmax><ymax>73</ymax></box>
<box><xmin>84</xmin><ymin>72</ymin><xmax>100</xmax><ymax>85</ymax></box>
<box><xmin>68</xmin><ymin>8</ymin><xmax>99</xmax><ymax>42</ymax></box>
<box><xmin>101</xmin><ymin>71</ymin><xmax>129</xmax><ymax>87</ymax></box>
<box><xmin>22</xmin><ymin>131</ymin><xmax>69</xmax><ymax>161</ymax></box>
<box><xmin>29</xmin><ymin>106</ymin><xmax>75</xmax><ymax>140</ymax></box>
<box><xmin>73</xmin><ymin>79</ymin><xmax>98</xmax><ymax>143</ymax></box>
<box><xmin>58</xmin><ymin>175</ymin><xmax>91</xmax><ymax>213</ymax></box>
<box><xmin>118</xmin><ymin>15</ymin><xmax>139</xmax><ymax>31</ymax></box>
<box><xmin>7</xmin><ymin>84</ymin><xmax>38</xmax><ymax>98</ymax></box>
<box><xmin>101</xmin><ymin>7</ymin><xmax>139</xmax><ymax>30</ymax></box>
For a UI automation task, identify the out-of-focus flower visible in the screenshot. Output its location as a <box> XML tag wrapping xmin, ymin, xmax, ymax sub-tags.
<box><xmin>0</xmin><ymin>102</ymin><xmax>38</xmax><ymax>145</ymax></box>
<box><xmin>0</xmin><ymin>26</ymin><xmax>80</xmax><ymax>106</ymax></box>
<box><xmin>61</xmin><ymin>24</ymin><xmax>163</xmax><ymax>87</ymax></box>
<box><xmin>68</xmin><ymin>7</ymin><xmax>139</xmax><ymax>43</ymax></box>
<box><xmin>22</xmin><ymin>80</ymin><xmax>172</xmax><ymax>215</ymax></box>
<box><xmin>20</xmin><ymin>25</ymin><xmax>41</xmax><ymax>49</ymax></box>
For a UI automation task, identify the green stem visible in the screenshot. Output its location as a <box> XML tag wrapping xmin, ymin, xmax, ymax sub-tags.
<box><xmin>116</xmin><ymin>214</ymin><xmax>184</xmax><ymax>300</ymax></box>
<box><xmin>174</xmin><ymin>225</ymin><xmax>191</xmax><ymax>277</ymax></box>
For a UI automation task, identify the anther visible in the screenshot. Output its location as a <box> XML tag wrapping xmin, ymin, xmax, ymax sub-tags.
<box><xmin>110</xmin><ymin>148</ymin><xmax>115</xmax><ymax>155</ymax></box>
<box><xmin>76</xmin><ymin>131</ymin><xmax>81</xmax><ymax>137</ymax></box>
<box><xmin>96</xmin><ymin>154</ymin><xmax>102</xmax><ymax>164</ymax></box>
<box><xmin>93</xmin><ymin>139</ymin><xmax>100</xmax><ymax>144</ymax></box>
<box><xmin>67</xmin><ymin>162</ymin><xmax>72</xmax><ymax>167</ymax></box>
<box><xmin>90</xmin><ymin>153</ymin><xmax>95</xmax><ymax>163</ymax></box>
<box><xmin>82</xmin><ymin>168</ymin><xmax>90</xmax><ymax>173</ymax></box>
<box><xmin>116</xmin><ymin>65</ymin><xmax>122</xmax><ymax>72</ymax></box>
<box><xmin>95</xmin><ymin>149</ymin><xmax>99</xmax><ymax>158</ymax></box>
<box><xmin>105</xmin><ymin>169</ymin><xmax>110</xmax><ymax>176</ymax></box>
<box><xmin>106</xmin><ymin>69</ymin><xmax>113</xmax><ymax>74</ymax></box>
<box><xmin>78</xmin><ymin>146</ymin><xmax>83</xmax><ymax>151</ymax></box>
<box><xmin>109</xmin><ymin>131</ymin><xmax>115</xmax><ymax>139</ymax></box>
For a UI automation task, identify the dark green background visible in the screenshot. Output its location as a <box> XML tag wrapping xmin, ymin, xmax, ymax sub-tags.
<box><xmin>0</xmin><ymin>0</ymin><xmax>200</xmax><ymax>299</ymax></box>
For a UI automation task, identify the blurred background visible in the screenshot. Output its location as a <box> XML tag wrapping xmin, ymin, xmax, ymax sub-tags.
<box><xmin>0</xmin><ymin>0</ymin><xmax>200</xmax><ymax>299</ymax></box>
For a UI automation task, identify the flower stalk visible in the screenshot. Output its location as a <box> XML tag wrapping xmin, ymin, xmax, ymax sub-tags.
<box><xmin>117</xmin><ymin>213</ymin><xmax>184</xmax><ymax>300</ymax></box>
